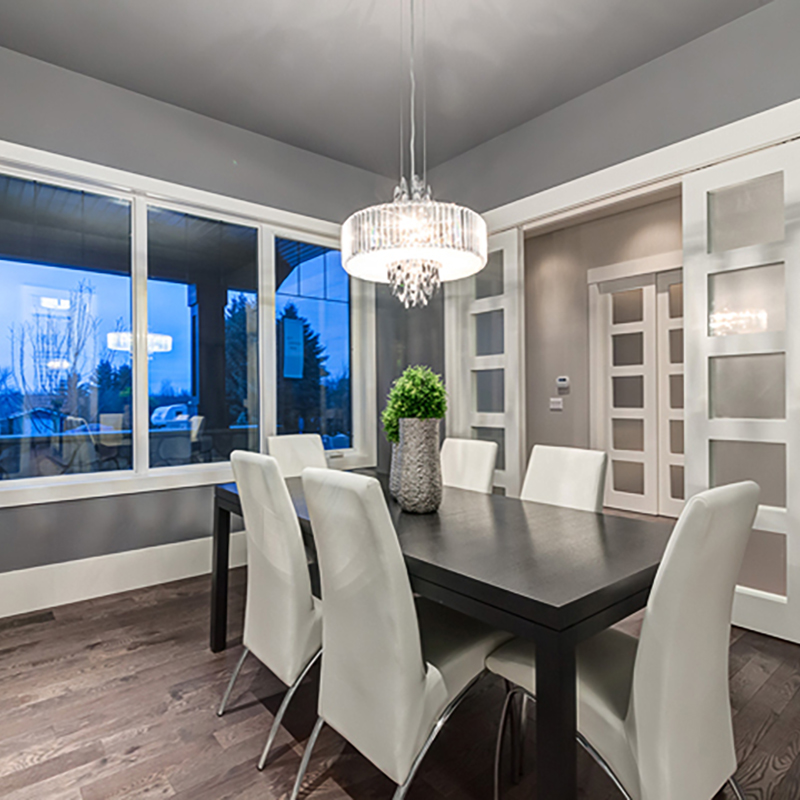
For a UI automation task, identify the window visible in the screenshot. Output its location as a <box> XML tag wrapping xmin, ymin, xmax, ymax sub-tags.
<box><xmin>0</xmin><ymin>175</ymin><xmax>132</xmax><ymax>479</ymax></box>
<box><xmin>274</xmin><ymin>237</ymin><xmax>351</xmax><ymax>450</ymax></box>
<box><xmin>147</xmin><ymin>207</ymin><xmax>259</xmax><ymax>466</ymax></box>
<box><xmin>0</xmin><ymin>147</ymin><xmax>376</xmax><ymax>500</ymax></box>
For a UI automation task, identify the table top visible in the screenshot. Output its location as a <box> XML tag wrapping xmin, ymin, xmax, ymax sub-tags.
<box><xmin>216</xmin><ymin>474</ymin><xmax>674</xmax><ymax>636</ymax></box>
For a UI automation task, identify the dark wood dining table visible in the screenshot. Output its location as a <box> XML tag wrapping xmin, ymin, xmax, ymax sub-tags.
<box><xmin>210</xmin><ymin>471</ymin><xmax>674</xmax><ymax>800</ymax></box>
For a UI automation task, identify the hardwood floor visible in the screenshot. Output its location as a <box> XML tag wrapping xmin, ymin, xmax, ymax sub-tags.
<box><xmin>1</xmin><ymin>570</ymin><xmax>799</xmax><ymax>799</ymax></box>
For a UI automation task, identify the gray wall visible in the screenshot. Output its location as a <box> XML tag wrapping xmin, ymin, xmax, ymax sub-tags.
<box><xmin>0</xmin><ymin>46</ymin><xmax>394</xmax><ymax>224</ymax></box>
<box><xmin>0</xmin><ymin>46</ymin><xmax>394</xmax><ymax>574</ymax></box>
<box><xmin>428</xmin><ymin>0</ymin><xmax>800</xmax><ymax>213</ymax></box>
<box><xmin>375</xmin><ymin>287</ymin><xmax>446</xmax><ymax>473</ymax></box>
<box><xmin>525</xmin><ymin>197</ymin><xmax>682</xmax><ymax>456</ymax></box>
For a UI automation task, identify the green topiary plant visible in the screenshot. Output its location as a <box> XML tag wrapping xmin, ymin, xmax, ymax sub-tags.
<box><xmin>382</xmin><ymin>365</ymin><xmax>448</xmax><ymax>444</ymax></box>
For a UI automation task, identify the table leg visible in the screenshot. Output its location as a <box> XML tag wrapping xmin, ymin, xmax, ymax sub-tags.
<box><xmin>210</xmin><ymin>502</ymin><xmax>231</xmax><ymax>653</ymax></box>
<box><xmin>535</xmin><ymin>632</ymin><xmax>577</xmax><ymax>800</ymax></box>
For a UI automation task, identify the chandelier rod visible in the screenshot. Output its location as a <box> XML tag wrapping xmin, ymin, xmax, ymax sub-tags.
<box><xmin>409</xmin><ymin>0</ymin><xmax>416</xmax><ymax>186</ymax></box>
<box><xmin>422</xmin><ymin>0</ymin><xmax>427</xmax><ymax>193</ymax></box>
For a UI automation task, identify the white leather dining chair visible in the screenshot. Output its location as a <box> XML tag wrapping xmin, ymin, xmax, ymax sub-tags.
<box><xmin>220</xmin><ymin>452</ymin><xmax>323</xmax><ymax>772</ymax></box>
<box><xmin>294</xmin><ymin>467</ymin><xmax>512</xmax><ymax>800</ymax></box>
<box><xmin>520</xmin><ymin>444</ymin><xmax>608</xmax><ymax>512</ymax></box>
<box><xmin>266</xmin><ymin>433</ymin><xmax>327</xmax><ymax>478</ymax></box>
<box><xmin>486</xmin><ymin>480</ymin><xmax>759</xmax><ymax>800</ymax></box>
<box><xmin>440</xmin><ymin>437</ymin><xmax>498</xmax><ymax>494</ymax></box>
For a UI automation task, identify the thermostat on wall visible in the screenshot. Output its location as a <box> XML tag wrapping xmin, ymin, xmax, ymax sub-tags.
<box><xmin>556</xmin><ymin>375</ymin><xmax>570</xmax><ymax>390</ymax></box>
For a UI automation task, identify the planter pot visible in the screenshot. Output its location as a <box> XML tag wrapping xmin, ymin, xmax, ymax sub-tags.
<box><xmin>389</xmin><ymin>442</ymin><xmax>402</xmax><ymax>499</ymax></box>
<box><xmin>397</xmin><ymin>417</ymin><xmax>442</xmax><ymax>514</ymax></box>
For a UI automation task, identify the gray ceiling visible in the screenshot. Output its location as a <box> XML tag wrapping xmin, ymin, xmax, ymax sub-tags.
<box><xmin>0</xmin><ymin>0</ymin><xmax>771</xmax><ymax>178</ymax></box>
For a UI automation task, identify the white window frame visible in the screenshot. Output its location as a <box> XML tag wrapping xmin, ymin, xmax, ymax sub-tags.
<box><xmin>0</xmin><ymin>140</ymin><xmax>376</xmax><ymax>508</ymax></box>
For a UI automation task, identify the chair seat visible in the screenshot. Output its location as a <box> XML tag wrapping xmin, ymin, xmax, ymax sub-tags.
<box><xmin>486</xmin><ymin>627</ymin><xmax>641</xmax><ymax>798</ymax></box>
<box><xmin>417</xmin><ymin>597</ymin><xmax>513</xmax><ymax>700</ymax></box>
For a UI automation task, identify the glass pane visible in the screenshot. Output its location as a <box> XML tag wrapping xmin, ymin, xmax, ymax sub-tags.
<box><xmin>669</xmin><ymin>329</ymin><xmax>683</xmax><ymax>364</ymax></box>
<box><xmin>613</xmin><ymin>376</ymin><xmax>643</xmax><ymax>408</ymax></box>
<box><xmin>710</xmin><ymin>440</ymin><xmax>786</xmax><ymax>508</ymax></box>
<box><xmin>612</xmin><ymin>288</ymin><xmax>643</xmax><ymax>324</ymax></box>
<box><xmin>612</xmin><ymin>332</ymin><xmax>643</xmax><ymax>366</ymax></box>
<box><xmin>472</xmin><ymin>426</ymin><xmax>505</xmax><ymax>470</ymax></box>
<box><xmin>475</xmin><ymin>309</ymin><xmax>504</xmax><ymax>356</ymax></box>
<box><xmin>670</xmin><ymin>465</ymin><xmax>685</xmax><ymax>500</ymax></box>
<box><xmin>475</xmin><ymin>369</ymin><xmax>504</xmax><ymax>413</ymax></box>
<box><xmin>475</xmin><ymin>250</ymin><xmax>504</xmax><ymax>299</ymax></box>
<box><xmin>669</xmin><ymin>283</ymin><xmax>683</xmax><ymax>319</ymax></box>
<box><xmin>147</xmin><ymin>207</ymin><xmax>259</xmax><ymax>467</ymax></box>
<box><xmin>670</xmin><ymin>420</ymin><xmax>684</xmax><ymax>455</ymax></box>
<box><xmin>613</xmin><ymin>419</ymin><xmax>644</xmax><ymax>451</ymax></box>
<box><xmin>275</xmin><ymin>238</ymin><xmax>351</xmax><ymax>450</ymax></box>
<box><xmin>738</xmin><ymin>529</ymin><xmax>787</xmax><ymax>596</ymax></box>
<box><xmin>0</xmin><ymin>175</ymin><xmax>132</xmax><ymax>479</ymax></box>
<box><xmin>613</xmin><ymin>460</ymin><xmax>644</xmax><ymax>495</ymax></box>
<box><xmin>708</xmin><ymin>172</ymin><xmax>784</xmax><ymax>253</ymax></box>
<box><xmin>670</xmin><ymin>374</ymin><xmax>684</xmax><ymax>409</ymax></box>
<box><xmin>710</xmin><ymin>353</ymin><xmax>785</xmax><ymax>419</ymax></box>
<box><xmin>708</xmin><ymin>263</ymin><xmax>785</xmax><ymax>336</ymax></box>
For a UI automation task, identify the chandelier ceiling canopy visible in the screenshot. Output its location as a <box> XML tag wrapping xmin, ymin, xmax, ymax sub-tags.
<box><xmin>340</xmin><ymin>0</ymin><xmax>488</xmax><ymax>308</ymax></box>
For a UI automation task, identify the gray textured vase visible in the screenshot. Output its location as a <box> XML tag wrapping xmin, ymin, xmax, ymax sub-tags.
<box><xmin>389</xmin><ymin>442</ymin><xmax>402</xmax><ymax>499</ymax></box>
<box><xmin>397</xmin><ymin>417</ymin><xmax>442</xmax><ymax>514</ymax></box>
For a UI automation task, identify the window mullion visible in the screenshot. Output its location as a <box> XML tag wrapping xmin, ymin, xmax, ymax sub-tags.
<box><xmin>259</xmin><ymin>225</ymin><xmax>277</xmax><ymax>450</ymax></box>
<box><xmin>132</xmin><ymin>196</ymin><xmax>150</xmax><ymax>474</ymax></box>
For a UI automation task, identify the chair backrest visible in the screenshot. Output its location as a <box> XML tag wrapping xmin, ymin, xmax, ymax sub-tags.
<box><xmin>266</xmin><ymin>433</ymin><xmax>327</xmax><ymax>478</ymax></box>
<box><xmin>302</xmin><ymin>467</ymin><xmax>432</xmax><ymax>785</ymax></box>
<box><xmin>626</xmin><ymin>481</ymin><xmax>759</xmax><ymax>800</ymax></box>
<box><xmin>230</xmin><ymin>451</ymin><xmax>320</xmax><ymax>686</ymax></box>
<box><xmin>440</xmin><ymin>437</ymin><xmax>498</xmax><ymax>494</ymax></box>
<box><xmin>520</xmin><ymin>444</ymin><xmax>607</xmax><ymax>512</ymax></box>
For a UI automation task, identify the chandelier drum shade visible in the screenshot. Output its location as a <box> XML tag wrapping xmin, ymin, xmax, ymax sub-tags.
<box><xmin>340</xmin><ymin>0</ymin><xmax>488</xmax><ymax>307</ymax></box>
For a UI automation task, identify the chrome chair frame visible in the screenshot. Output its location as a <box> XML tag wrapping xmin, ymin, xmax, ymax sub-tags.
<box><xmin>290</xmin><ymin>672</ymin><xmax>485</xmax><ymax>800</ymax></box>
<box><xmin>217</xmin><ymin>646</ymin><xmax>323</xmax><ymax>771</ymax></box>
<box><xmin>493</xmin><ymin>685</ymin><xmax>746</xmax><ymax>800</ymax></box>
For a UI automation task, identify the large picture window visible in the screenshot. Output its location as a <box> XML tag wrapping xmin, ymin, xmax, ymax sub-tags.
<box><xmin>0</xmin><ymin>176</ymin><xmax>132</xmax><ymax>479</ymax></box>
<box><xmin>275</xmin><ymin>237</ymin><xmax>351</xmax><ymax>449</ymax></box>
<box><xmin>147</xmin><ymin>208</ymin><xmax>259</xmax><ymax>466</ymax></box>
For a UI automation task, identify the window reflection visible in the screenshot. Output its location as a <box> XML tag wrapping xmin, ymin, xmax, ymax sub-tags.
<box><xmin>275</xmin><ymin>238</ymin><xmax>352</xmax><ymax>450</ymax></box>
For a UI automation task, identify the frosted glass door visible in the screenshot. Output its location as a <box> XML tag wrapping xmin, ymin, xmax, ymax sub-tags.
<box><xmin>444</xmin><ymin>229</ymin><xmax>524</xmax><ymax>495</ymax></box>
<box><xmin>683</xmin><ymin>138</ymin><xmax>800</xmax><ymax>644</ymax></box>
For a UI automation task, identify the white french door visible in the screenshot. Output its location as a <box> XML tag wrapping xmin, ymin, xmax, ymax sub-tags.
<box><xmin>590</xmin><ymin>268</ymin><xmax>685</xmax><ymax>516</ymax></box>
<box><xmin>683</xmin><ymin>138</ymin><xmax>800</xmax><ymax>643</ymax></box>
<box><xmin>445</xmin><ymin>229</ymin><xmax>525</xmax><ymax>495</ymax></box>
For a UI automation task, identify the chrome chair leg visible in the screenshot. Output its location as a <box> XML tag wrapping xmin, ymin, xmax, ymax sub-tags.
<box><xmin>290</xmin><ymin>716</ymin><xmax>325</xmax><ymax>800</ymax></box>
<box><xmin>728</xmin><ymin>776</ymin><xmax>746</xmax><ymax>800</ymax></box>
<box><xmin>217</xmin><ymin>647</ymin><xmax>250</xmax><ymax>717</ymax></box>
<box><xmin>392</xmin><ymin>672</ymin><xmax>485</xmax><ymax>800</ymax></box>
<box><xmin>515</xmin><ymin>693</ymin><xmax>529</xmax><ymax>783</ymax></box>
<box><xmin>576</xmin><ymin>732</ymin><xmax>633</xmax><ymax>800</ymax></box>
<box><xmin>493</xmin><ymin>687</ymin><xmax>521</xmax><ymax>800</ymax></box>
<box><xmin>258</xmin><ymin>649</ymin><xmax>322</xmax><ymax>770</ymax></box>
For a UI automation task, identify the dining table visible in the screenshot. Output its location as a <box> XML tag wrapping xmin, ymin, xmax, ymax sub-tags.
<box><xmin>210</xmin><ymin>470</ymin><xmax>674</xmax><ymax>800</ymax></box>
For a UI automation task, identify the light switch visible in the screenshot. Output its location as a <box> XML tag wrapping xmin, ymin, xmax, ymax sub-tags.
<box><xmin>550</xmin><ymin>397</ymin><xmax>564</xmax><ymax>411</ymax></box>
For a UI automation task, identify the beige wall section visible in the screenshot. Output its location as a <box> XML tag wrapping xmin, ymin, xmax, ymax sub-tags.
<box><xmin>524</xmin><ymin>196</ymin><xmax>682</xmax><ymax>455</ymax></box>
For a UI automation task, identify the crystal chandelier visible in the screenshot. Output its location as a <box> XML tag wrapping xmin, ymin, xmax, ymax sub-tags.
<box><xmin>340</xmin><ymin>0</ymin><xmax>488</xmax><ymax>308</ymax></box>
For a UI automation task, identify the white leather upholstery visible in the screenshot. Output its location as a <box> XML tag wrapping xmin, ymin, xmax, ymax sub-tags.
<box><xmin>302</xmin><ymin>467</ymin><xmax>512</xmax><ymax>787</ymax></box>
<box><xmin>440</xmin><ymin>437</ymin><xmax>498</xmax><ymax>494</ymax></box>
<box><xmin>520</xmin><ymin>445</ymin><xmax>607</xmax><ymax>512</ymax></box>
<box><xmin>486</xmin><ymin>481</ymin><xmax>760</xmax><ymax>800</ymax></box>
<box><xmin>230</xmin><ymin>451</ymin><xmax>322</xmax><ymax>687</ymax></box>
<box><xmin>266</xmin><ymin>433</ymin><xmax>327</xmax><ymax>478</ymax></box>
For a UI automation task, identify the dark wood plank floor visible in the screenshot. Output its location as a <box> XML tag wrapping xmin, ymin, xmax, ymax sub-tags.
<box><xmin>1</xmin><ymin>570</ymin><xmax>799</xmax><ymax>799</ymax></box>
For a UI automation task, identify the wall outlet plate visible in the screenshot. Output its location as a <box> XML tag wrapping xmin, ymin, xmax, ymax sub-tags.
<box><xmin>550</xmin><ymin>397</ymin><xmax>564</xmax><ymax>411</ymax></box>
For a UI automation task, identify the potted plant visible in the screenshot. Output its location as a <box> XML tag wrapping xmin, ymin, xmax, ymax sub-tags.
<box><xmin>382</xmin><ymin>365</ymin><xmax>447</xmax><ymax>513</ymax></box>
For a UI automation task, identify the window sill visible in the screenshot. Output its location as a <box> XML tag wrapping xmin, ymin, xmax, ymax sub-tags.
<box><xmin>0</xmin><ymin>449</ymin><xmax>376</xmax><ymax>509</ymax></box>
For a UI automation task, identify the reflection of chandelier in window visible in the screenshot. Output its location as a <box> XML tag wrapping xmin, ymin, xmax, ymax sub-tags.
<box><xmin>340</xmin><ymin>0</ymin><xmax>487</xmax><ymax>308</ymax></box>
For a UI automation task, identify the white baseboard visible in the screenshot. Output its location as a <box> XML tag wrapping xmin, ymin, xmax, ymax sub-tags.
<box><xmin>0</xmin><ymin>532</ymin><xmax>248</xmax><ymax>620</ymax></box>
